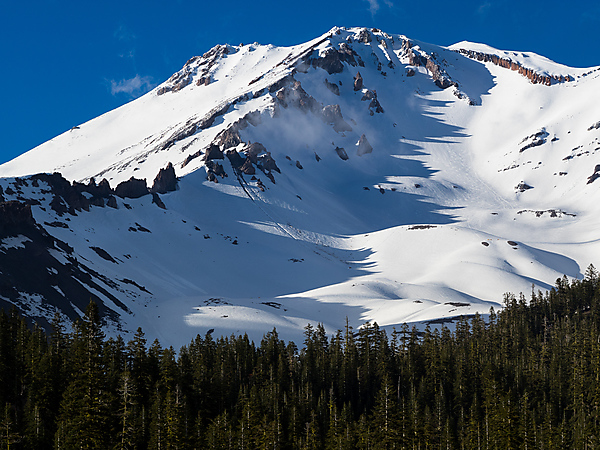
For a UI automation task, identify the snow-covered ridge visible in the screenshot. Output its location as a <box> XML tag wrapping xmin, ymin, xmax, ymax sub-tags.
<box><xmin>0</xmin><ymin>26</ymin><xmax>599</xmax><ymax>347</ymax></box>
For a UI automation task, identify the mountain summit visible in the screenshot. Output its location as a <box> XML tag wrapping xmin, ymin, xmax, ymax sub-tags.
<box><xmin>0</xmin><ymin>27</ymin><xmax>599</xmax><ymax>346</ymax></box>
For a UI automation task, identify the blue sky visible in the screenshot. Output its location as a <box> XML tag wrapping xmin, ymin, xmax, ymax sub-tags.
<box><xmin>1</xmin><ymin>0</ymin><xmax>599</xmax><ymax>165</ymax></box>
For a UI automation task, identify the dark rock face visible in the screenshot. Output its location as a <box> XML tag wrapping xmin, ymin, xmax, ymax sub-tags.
<box><xmin>206</xmin><ymin>160</ymin><xmax>227</xmax><ymax>180</ymax></box>
<box><xmin>321</xmin><ymin>105</ymin><xmax>353</xmax><ymax>133</ymax></box>
<box><xmin>356</xmin><ymin>134</ymin><xmax>373</xmax><ymax>156</ymax></box>
<box><xmin>275</xmin><ymin>81</ymin><xmax>319</xmax><ymax>113</ymax></box>
<box><xmin>0</xmin><ymin>201</ymin><xmax>35</xmax><ymax>236</ymax></box>
<box><xmin>357</xmin><ymin>28</ymin><xmax>372</xmax><ymax>44</ymax></box>
<box><xmin>354</xmin><ymin>72</ymin><xmax>363</xmax><ymax>91</ymax></box>
<box><xmin>245</xmin><ymin>142</ymin><xmax>268</xmax><ymax>163</ymax></box>
<box><xmin>204</xmin><ymin>144</ymin><xmax>224</xmax><ymax>161</ymax></box>
<box><xmin>258</xmin><ymin>153</ymin><xmax>280</xmax><ymax>173</ymax></box>
<box><xmin>311</xmin><ymin>48</ymin><xmax>344</xmax><ymax>74</ymax></box>
<box><xmin>106</xmin><ymin>196</ymin><xmax>118</xmax><ymax>209</ymax></box>
<box><xmin>151</xmin><ymin>193</ymin><xmax>166</xmax><ymax>209</ymax></box>
<box><xmin>406</xmin><ymin>67</ymin><xmax>416</xmax><ymax>77</ymax></box>
<box><xmin>324</xmin><ymin>78</ymin><xmax>340</xmax><ymax>95</ymax></box>
<box><xmin>360</xmin><ymin>89</ymin><xmax>383</xmax><ymax>114</ymax></box>
<box><xmin>337</xmin><ymin>43</ymin><xmax>362</xmax><ymax>67</ymax></box>
<box><xmin>587</xmin><ymin>165</ymin><xmax>600</xmax><ymax>184</ymax></box>
<box><xmin>515</xmin><ymin>181</ymin><xmax>533</xmax><ymax>192</ymax></box>
<box><xmin>115</xmin><ymin>177</ymin><xmax>149</xmax><ymax>199</ymax></box>
<box><xmin>217</xmin><ymin>127</ymin><xmax>243</xmax><ymax>150</ymax></box>
<box><xmin>151</xmin><ymin>162</ymin><xmax>178</xmax><ymax>194</ymax></box>
<box><xmin>226</xmin><ymin>150</ymin><xmax>245</xmax><ymax>169</ymax></box>
<box><xmin>31</xmin><ymin>173</ymin><xmax>91</xmax><ymax>214</ymax></box>
<box><xmin>519</xmin><ymin>130</ymin><xmax>548</xmax><ymax>153</ymax></box>
<box><xmin>335</xmin><ymin>147</ymin><xmax>349</xmax><ymax>160</ymax></box>
<box><xmin>239</xmin><ymin>158</ymin><xmax>256</xmax><ymax>175</ymax></box>
<box><xmin>588</xmin><ymin>121</ymin><xmax>600</xmax><ymax>131</ymax></box>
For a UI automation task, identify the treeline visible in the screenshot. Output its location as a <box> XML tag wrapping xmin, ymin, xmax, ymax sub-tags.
<box><xmin>1</xmin><ymin>265</ymin><xmax>600</xmax><ymax>449</ymax></box>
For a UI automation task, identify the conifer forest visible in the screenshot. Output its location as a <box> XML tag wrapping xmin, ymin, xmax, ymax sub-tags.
<box><xmin>1</xmin><ymin>265</ymin><xmax>600</xmax><ymax>449</ymax></box>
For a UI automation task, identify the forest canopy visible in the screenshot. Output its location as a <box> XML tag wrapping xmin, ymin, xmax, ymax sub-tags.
<box><xmin>0</xmin><ymin>264</ymin><xmax>599</xmax><ymax>449</ymax></box>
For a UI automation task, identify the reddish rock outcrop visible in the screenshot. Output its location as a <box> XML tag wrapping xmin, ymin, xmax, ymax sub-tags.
<box><xmin>456</xmin><ymin>48</ymin><xmax>573</xmax><ymax>86</ymax></box>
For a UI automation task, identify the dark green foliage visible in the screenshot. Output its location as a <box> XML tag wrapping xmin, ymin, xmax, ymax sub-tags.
<box><xmin>1</xmin><ymin>266</ymin><xmax>600</xmax><ymax>448</ymax></box>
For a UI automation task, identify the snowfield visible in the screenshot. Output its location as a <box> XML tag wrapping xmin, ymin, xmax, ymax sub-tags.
<box><xmin>0</xmin><ymin>26</ymin><xmax>599</xmax><ymax>348</ymax></box>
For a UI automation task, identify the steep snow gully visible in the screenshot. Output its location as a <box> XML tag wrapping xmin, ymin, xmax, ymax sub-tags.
<box><xmin>0</xmin><ymin>27</ymin><xmax>599</xmax><ymax>347</ymax></box>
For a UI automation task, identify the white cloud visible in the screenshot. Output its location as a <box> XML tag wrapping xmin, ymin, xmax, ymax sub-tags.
<box><xmin>109</xmin><ymin>75</ymin><xmax>156</xmax><ymax>98</ymax></box>
<box><xmin>365</xmin><ymin>0</ymin><xmax>393</xmax><ymax>16</ymax></box>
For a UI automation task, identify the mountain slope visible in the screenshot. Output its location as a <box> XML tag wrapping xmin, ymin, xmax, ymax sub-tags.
<box><xmin>1</xmin><ymin>26</ymin><xmax>599</xmax><ymax>346</ymax></box>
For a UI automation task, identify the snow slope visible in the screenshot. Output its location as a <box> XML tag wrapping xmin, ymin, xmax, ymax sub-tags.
<box><xmin>0</xmin><ymin>26</ymin><xmax>599</xmax><ymax>347</ymax></box>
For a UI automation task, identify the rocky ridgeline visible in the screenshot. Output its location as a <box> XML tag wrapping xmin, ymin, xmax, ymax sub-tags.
<box><xmin>0</xmin><ymin>163</ymin><xmax>179</xmax><ymax>220</ymax></box>
<box><xmin>401</xmin><ymin>40</ymin><xmax>457</xmax><ymax>90</ymax></box>
<box><xmin>156</xmin><ymin>44</ymin><xmax>232</xmax><ymax>95</ymax></box>
<box><xmin>455</xmin><ymin>49</ymin><xmax>573</xmax><ymax>86</ymax></box>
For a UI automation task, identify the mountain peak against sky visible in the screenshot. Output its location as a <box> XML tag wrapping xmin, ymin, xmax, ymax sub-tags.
<box><xmin>0</xmin><ymin>26</ymin><xmax>599</xmax><ymax>347</ymax></box>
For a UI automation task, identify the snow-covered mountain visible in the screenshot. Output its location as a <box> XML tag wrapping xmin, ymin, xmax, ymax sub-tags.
<box><xmin>1</xmin><ymin>26</ymin><xmax>599</xmax><ymax>347</ymax></box>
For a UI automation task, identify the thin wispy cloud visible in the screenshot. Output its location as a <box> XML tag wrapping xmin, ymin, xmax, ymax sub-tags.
<box><xmin>109</xmin><ymin>75</ymin><xmax>156</xmax><ymax>98</ymax></box>
<box><xmin>114</xmin><ymin>24</ymin><xmax>136</xmax><ymax>42</ymax></box>
<box><xmin>477</xmin><ymin>1</ymin><xmax>492</xmax><ymax>16</ymax></box>
<box><xmin>365</xmin><ymin>0</ymin><xmax>393</xmax><ymax>16</ymax></box>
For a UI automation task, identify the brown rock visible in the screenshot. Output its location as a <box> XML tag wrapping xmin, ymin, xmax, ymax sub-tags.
<box><xmin>239</xmin><ymin>158</ymin><xmax>256</xmax><ymax>175</ymax></box>
<box><xmin>353</xmin><ymin>72</ymin><xmax>363</xmax><ymax>91</ymax></box>
<box><xmin>204</xmin><ymin>144</ymin><xmax>224</xmax><ymax>161</ymax></box>
<box><xmin>151</xmin><ymin>162</ymin><xmax>177</xmax><ymax>194</ymax></box>
<box><xmin>321</xmin><ymin>105</ymin><xmax>353</xmax><ymax>133</ymax></box>
<box><xmin>115</xmin><ymin>177</ymin><xmax>149</xmax><ymax>199</ymax></box>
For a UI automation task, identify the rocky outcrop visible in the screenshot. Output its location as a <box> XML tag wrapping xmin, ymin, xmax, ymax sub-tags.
<box><xmin>151</xmin><ymin>162</ymin><xmax>178</xmax><ymax>194</ymax></box>
<box><xmin>353</xmin><ymin>72</ymin><xmax>363</xmax><ymax>91</ymax></box>
<box><xmin>204</xmin><ymin>144</ymin><xmax>225</xmax><ymax>161</ymax></box>
<box><xmin>587</xmin><ymin>165</ymin><xmax>600</xmax><ymax>184</ymax></box>
<box><xmin>588</xmin><ymin>121</ymin><xmax>600</xmax><ymax>131</ymax></box>
<box><xmin>151</xmin><ymin>193</ymin><xmax>166</xmax><ymax>209</ymax></box>
<box><xmin>239</xmin><ymin>158</ymin><xmax>256</xmax><ymax>175</ymax></box>
<box><xmin>321</xmin><ymin>105</ymin><xmax>352</xmax><ymax>132</ymax></box>
<box><xmin>519</xmin><ymin>129</ymin><xmax>548</xmax><ymax>153</ymax></box>
<box><xmin>0</xmin><ymin>201</ymin><xmax>35</xmax><ymax>236</ymax></box>
<box><xmin>357</xmin><ymin>28</ymin><xmax>372</xmax><ymax>44</ymax></box>
<box><xmin>244</xmin><ymin>142</ymin><xmax>267</xmax><ymax>163</ymax></box>
<box><xmin>115</xmin><ymin>177</ymin><xmax>149</xmax><ymax>199</ymax></box>
<box><xmin>31</xmin><ymin>173</ymin><xmax>92</xmax><ymax>214</ymax></box>
<box><xmin>308</xmin><ymin>43</ymin><xmax>363</xmax><ymax>75</ymax></box>
<box><xmin>455</xmin><ymin>48</ymin><xmax>573</xmax><ymax>86</ymax></box>
<box><xmin>360</xmin><ymin>89</ymin><xmax>384</xmax><ymax>114</ymax></box>
<box><xmin>226</xmin><ymin>150</ymin><xmax>245</xmax><ymax>169</ymax></box>
<box><xmin>275</xmin><ymin>81</ymin><xmax>319</xmax><ymax>113</ymax></box>
<box><xmin>356</xmin><ymin>134</ymin><xmax>373</xmax><ymax>156</ymax></box>
<box><xmin>515</xmin><ymin>181</ymin><xmax>533</xmax><ymax>192</ymax></box>
<box><xmin>258</xmin><ymin>153</ymin><xmax>280</xmax><ymax>173</ymax></box>
<box><xmin>402</xmin><ymin>41</ymin><xmax>457</xmax><ymax>90</ymax></box>
<box><xmin>206</xmin><ymin>160</ymin><xmax>227</xmax><ymax>182</ymax></box>
<box><xmin>217</xmin><ymin>127</ymin><xmax>243</xmax><ymax>150</ymax></box>
<box><xmin>335</xmin><ymin>147</ymin><xmax>349</xmax><ymax>160</ymax></box>
<box><xmin>324</xmin><ymin>79</ymin><xmax>340</xmax><ymax>96</ymax></box>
